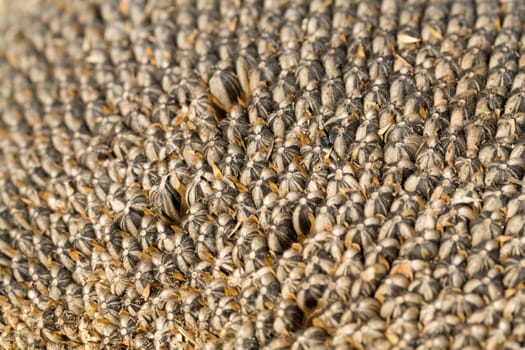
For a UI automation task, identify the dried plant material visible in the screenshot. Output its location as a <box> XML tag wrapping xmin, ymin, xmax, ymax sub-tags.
<box><xmin>1</xmin><ymin>0</ymin><xmax>525</xmax><ymax>348</ymax></box>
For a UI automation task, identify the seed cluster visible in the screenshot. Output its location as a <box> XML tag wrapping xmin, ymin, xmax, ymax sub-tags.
<box><xmin>1</xmin><ymin>0</ymin><xmax>525</xmax><ymax>349</ymax></box>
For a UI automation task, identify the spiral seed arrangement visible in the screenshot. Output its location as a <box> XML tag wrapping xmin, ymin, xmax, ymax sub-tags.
<box><xmin>1</xmin><ymin>0</ymin><xmax>525</xmax><ymax>349</ymax></box>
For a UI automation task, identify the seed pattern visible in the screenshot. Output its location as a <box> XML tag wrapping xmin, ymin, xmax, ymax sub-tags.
<box><xmin>1</xmin><ymin>0</ymin><xmax>525</xmax><ymax>348</ymax></box>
